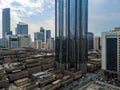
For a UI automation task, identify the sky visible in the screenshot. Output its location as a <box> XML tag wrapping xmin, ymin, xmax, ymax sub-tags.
<box><xmin>0</xmin><ymin>0</ymin><xmax>120</xmax><ymax>40</ymax></box>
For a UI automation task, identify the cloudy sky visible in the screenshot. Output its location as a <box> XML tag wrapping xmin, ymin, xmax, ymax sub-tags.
<box><xmin>0</xmin><ymin>0</ymin><xmax>120</xmax><ymax>40</ymax></box>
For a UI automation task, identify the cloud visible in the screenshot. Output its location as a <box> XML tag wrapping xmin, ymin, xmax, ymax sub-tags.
<box><xmin>0</xmin><ymin>0</ymin><xmax>55</xmax><ymax>38</ymax></box>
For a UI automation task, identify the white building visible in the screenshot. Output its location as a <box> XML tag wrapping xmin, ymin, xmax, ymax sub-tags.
<box><xmin>94</xmin><ymin>36</ymin><xmax>101</xmax><ymax>50</ymax></box>
<box><xmin>7</xmin><ymin>35</ymin><xmax>19</xmax><ymax>48</ymax></box>
<box><xmin>41</xmin><ymin>42</ymin><xmax>47</xmax><ymax>50</ymax></box>
<box><xmin>102</xmin><ymin>27</ymin><xmax>120</xmax><ymax>83</ymax></box>
<box><xmin>6</xmin><ymin>35</ymin><xmax>31</xmax><ymax>49</ymax></box>
<box><xmin>34</xmin><ymin>40</ymin><xmax>42</xmax><ymax>49</ymax></box>
<box><xmin>102</xmin><ymin>27</ymin><xmax>120</xmax><ymax>72</ymax></box>
<box><xmin>18</xmin><ymin>35</ymin><xmax>31</xmax><ymax>48</ymax></box>
<box><xmin>46</xmin><ymin>38</ymin><xmax>54</xmax><ymax>50</ymax></box>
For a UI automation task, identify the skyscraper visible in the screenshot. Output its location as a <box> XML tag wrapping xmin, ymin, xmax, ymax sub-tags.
<box><xmin>19</xmin><ymin>35</ymin><xmax>31</xmax><ymax>48</ymax></box>
<box><xmin>47</xmin><ymin>37</ymin><xmax>54</xmax><ymax>50</ymax></box>
<box><xmin>16</xmin><ymin>22</ymin><xmax>28</xmax><ymax>35</ymax></box>
<box><xmin>46</xmin><ymin>30</ymin><xmax>51</xmax><ymax>41</ymax></box>
<box><xmin>88</xmin><ymin>32</ymin><xmax>94</xmax><ymax>50</ymax></box>
<box><xmin>94</xmin><ymin>36</ymin><xmax>101</xmax><ymax>50</ymax></box>
<box><xmin>2</xmin><ymin>8</ymin><xmax>10</xmax><ymax>38</ymax></box>
<box><xmin>34</xmin><ymin>32</ymin><xmax>44</xmax><ymax>42</ymax></box>
<box><xmin>102</xmin><ymin>27</ymin><xmax>120</xmax><ymax>85</ymax></box>
<box><xmin>55</xmin><ymin>0</ymin><xmax>88</xmax><ymax>72</ymax></box>
<box><xmin>40</xmin><ymin>27</ymin><xmax>45</xmax><ymax>42</ymax></box>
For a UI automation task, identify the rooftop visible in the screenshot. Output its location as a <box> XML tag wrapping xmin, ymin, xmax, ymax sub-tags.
<box><xmin>18</xmin><ymin>22</ymin><xmax>28</xmax><ymax>25</ymax></box>
<box><xmin>79</xmin><ymin>81</ymin><xmax>120</xmax><ymax>90</ymax></box>
<box><xmin>25</xmin><ymin>59</ymin><xmax>39</xmax><ymax>64</ymax></box>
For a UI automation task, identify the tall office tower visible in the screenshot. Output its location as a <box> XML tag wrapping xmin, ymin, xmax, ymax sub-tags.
<box><xmin>88</xmin><ymin>32</ymin><xmax>94</xmax><ymax>50</ymax></box>
<box><xmin>55</xmin><ymin>0</ymin><xmax>88</xmax><ymax>72</ymax></box>
<box><xmin>102</xmin><ymin>27</ymin><xmax>120</xmax><ymax>85</ymax></box>
<box><xmin>16</xmin><ymin>22</ymin><xmax>28</xmax><ymax>35</ymax></box>
<box><xmin>46</xmin><ymin>30</ymin><xmax>51</xmax><ymax>42</ymax></box>
<box><xmin>34</xmin><ymin>32</ymin><xmax>44</xmax><ymax>42</ymax></box>
<box><xmin>94</xmin><ymin>36</ymin><xmax>101</xmax><ymax>50</ymax></box>
<box><xmin>40</xmin><ymin>27</ymin><xmax>45</xmax><ymax>42</ymax></box>
<box><xmin>2</xmin><ymin>8</ymin><xmax>10</xmax><ymax>38</ymax></box>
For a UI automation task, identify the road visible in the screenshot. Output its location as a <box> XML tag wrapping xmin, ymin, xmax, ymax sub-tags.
<box><xmin>59</xmin><ymin>69</ymin><xmax>102</xmax><ymax>90</ymax></box>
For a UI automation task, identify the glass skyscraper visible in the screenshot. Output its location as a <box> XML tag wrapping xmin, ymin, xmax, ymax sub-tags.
<box><xmin>34</xmin><ymin>32</ymin><xmax>44</xmax><ymax>42</ymax></box>
<box><xmin>40</xmin><ymin>27</ymin><xmax>45</xmax><ymax>42</ymax></box>
<box><xmin>15</xmin><ymin>22</ymin><xmax>28</xmax><ymax>35</ymax></box>
<box><xmin>55</xmin><ymin>0</ymin><xmax>88</xmax><ymax>71</ymax></box>
<box><xmin>2</xmin><ymin>8</ymin><xmax>10</xmax><ymax>38</ymax></box>
<box><xmin>88</xmin><ymin>32</ymin><xmax>94</xmax><ymax>50</ymax></box>
<box><xmin>46</xmin><ymin>30</ymin><xmax>51</xmax><ymax>41</ymax></box>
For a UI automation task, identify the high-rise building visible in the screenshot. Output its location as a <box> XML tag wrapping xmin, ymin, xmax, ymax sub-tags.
<box><xmin>2</xmin><ymin>8</ymin><xmax>10</xmax><ymax>38</ymax></box>
<box><xmin>41</xmin><ymin>42</ymin><xmax>47</xmax><ymax>50</ymax></box>
<box><xmin>88</xmin><ymin>32</ymin><xmax>94</xmax><ymax>50</ymax></box>
<box><xmin>7</xmin><ymin>35</ymin><xmax>19</xmax><ymax>48</ymax></box>
<box><xmin>46</xmin><ymin>30</ymin><xmax>51</xmax><ymax>42</ymax></box>
<box><xmin>102</xmin><ymin>27</ymin><xmax>120</xmax><ymax>85</ymax></box>
<box><xmin>94</xmin><ymin>36</ymin><xmax>101</xmax><ymax>50</ymax></box>
<box><xmin>34</xmin><ymin>32</ymin><xmax>44</xmax><ymax>42</ymax></box>
<box><xmin>19</xmin><ymin>35</ymin><xmax>31</xmax><ymax>48</ymax></box>
<box><xmin>47</xmin><ymin>37</ymin><xmax>54</xmax><ymax>50</ymax></box>
<box><xmin>16</xmin><ymin>22</ymin><xmax>28</xmax><ymax>35</ymax></box>
<box><xmin>40</xmin><ymin>27</ymin><xmax>45</xmax><ymax>42</ymax></box>
<box><xmin>0</xmin><ymin>38</ymin><xmax>8</xmax><ymax>48</ymax></box>
<box><xmin>34</xmin><ymin>40</ymin><xmax>42</xmax><ymax>49</ymax></box>
<box><xmin>55</xmin><ymin>0</ymin><xmax>88</xmax><ymax>72</ymax></box>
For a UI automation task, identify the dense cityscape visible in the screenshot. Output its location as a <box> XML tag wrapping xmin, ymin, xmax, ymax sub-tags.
<box><xmin>0</xmin><ymin>0</ymin><xmax>120</xmax><ymax>90</ymax></box>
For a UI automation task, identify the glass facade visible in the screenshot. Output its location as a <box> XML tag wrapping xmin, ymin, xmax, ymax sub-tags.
<box><xmin>106</xmin><ymin>36</ymin><xmax>117</xmax><ymax>71</ymax></box>
<box><xmin>16</xmin><ymin>22</ymin><xmax>28</xmax><ymax>35</ymax></box>
<box><xmin>34</xmin><ymin>32</ymin><xmax>44</xmax><ymax>42</ymax></box>
<box><xmin>46</xmin><ymin>30</ymin><xmax>51</xmax><ymax>41</ymax></box>
<box><xmin>40</xmin><ymin>27</ymin><xmax>45</xmax><ymax>42</ymax></box>
<box><xmin>2</xmin><ymin>8</ymin><xmax>10</xmax><ymax>38</ymax></box>
<box><xmin>88</xmin><ymin>32</ymin><xmax>94</xmax><ymax>50</ymax></box>
<box><xmin>55</xmin><ymin>0</ymin><xmax>88</xmax><ymax>70</ymax></box>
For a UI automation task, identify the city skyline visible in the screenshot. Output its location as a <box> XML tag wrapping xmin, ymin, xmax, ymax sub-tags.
<box><xmin>0</xmin><ymin>0</ymin><xmax>120</xmax><ymax>39</ymax></box>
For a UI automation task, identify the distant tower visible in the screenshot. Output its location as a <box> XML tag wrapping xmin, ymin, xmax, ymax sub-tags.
<box><xmin>40</xmin><ymin>27</ymin><xmax>45</xmax><ymax>42</ymax></box>
<box><xmin>16</xmin><ymin>22</ymin><xmax>28</xmax><ymax>35</ymax></box>
<box><xmin>46</xmin><ymin>30</ymin><xmax>51</xmax><ymax>41</ymax></box>
<box><xmin>94</xmin><ymin>36</ymin><xmax>101</xmax><ymax>50</ymax></box>
<box><xmin>34</xmin><ymin>32</ymin><xmax>44</xmax><ymax>42</ymax></box>
<box><xmin>88</xmin><ymin>32</ymin><xmax>94</xmax><ymax>50</ymax></box>
<box><xmin>2</xmin><ymin>8</ymin><xmax>10</xmax><ymax>38</ymax></box>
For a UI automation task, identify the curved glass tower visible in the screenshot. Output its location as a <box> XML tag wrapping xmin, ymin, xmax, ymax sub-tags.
<box><xmin>55</xmin><ymin>0</ymin><xmax>88</xmax><ymax>72</ymax></box>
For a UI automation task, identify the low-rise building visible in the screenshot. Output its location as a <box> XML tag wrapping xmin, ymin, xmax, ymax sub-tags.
<box><xmin>0</xmin><ymin>69</ymin><xmax>9</xmax><ymax>88</ymax></box>
<box><xmin>8</xmin><ymin>70</ymin><xmax>29</xmax><ymax>81</ymax></box>
<box><xmin>38</xmin><ymin>75</ymin><xmax>56</xmax><ymax>87</ymax></box>
<box><xmin>64</xmin><ymin>68</ymin><xmax>82</xmax><ymax>80</ymax></box>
